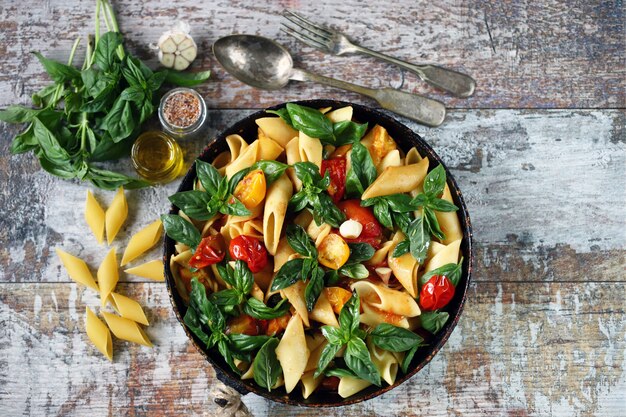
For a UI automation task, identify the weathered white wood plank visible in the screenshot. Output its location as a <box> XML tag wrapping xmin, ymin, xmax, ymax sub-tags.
<box><xmin>0</xmin><ymin>282</ymin><xmax>624</xmax><ymax>416</ymax></box>
<box><xmin>0</xmin><ymin>110</ymin><xmax>623</xmax><ymax>283</ymax></box>
<box><xmin>0</xmin><ymin>0</ymin><xmax>623</xmax><ymax>109</ymax></box>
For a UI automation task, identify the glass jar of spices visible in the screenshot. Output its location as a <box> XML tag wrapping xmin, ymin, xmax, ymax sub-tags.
<box><xmin>131</xmin><ymin>131</ymin><xmax>184</xmax><ymax>183</ymax></box>
<box><xmin>158</xmin><ymin>87</ymin><xmax>207</xmax><ymax>138</ymax></box>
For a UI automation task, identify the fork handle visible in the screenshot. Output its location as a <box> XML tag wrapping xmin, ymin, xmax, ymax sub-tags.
<box><xmin>354</xmin><ymin>46</ymin><xmax>476</xmax><ymax>98</ymax></box>
<box><xmin>291</xmin><ymin>68</ymin><xmax>446</xmax><ymax>127</ymax></box>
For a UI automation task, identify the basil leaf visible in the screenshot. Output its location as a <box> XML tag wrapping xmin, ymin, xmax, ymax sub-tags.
<box><xmin>228</xmin><ymin>167</ymin><xmax>252</xmax><ymax>194</ymax></box>
<box><xmin>324</xmin><ymin>269</ymin><xmax>340</xmax><ymax>286</ymax></box>
<box><xmin>339</xmin><ymin>263</ymin><xmax>369</xmax><ymax>279</ymax></box>
<box><xmin>234</xmin><ymin>260</ymin><xmax>254</xmax><ymax>295</ymax></box>
<box><xmin>103</xmin><ymin>97</ymin><xmax>135</xmax><ymax>142</ymax></box>
<box><xmin>370</xmin><ymin>323</ymin><xmax>425</xmax><ymax>352</ymax></box>
<box><xmin>218</xmin><ymin>338</ymin><xmax>241</xmax><ymax>374</ymax></box>
<box><xmin>270</xmin><ymin>258</ymin><xmax>305</xmax><ymax>291</ymax></box>
<box><xmin>189</xmin><ymin>277</ymin><xmax>225</xmax><ymax>334</ymax></box>
<box><xmin>293</xmin><ymin>161</ymin><xmax>322</xmax><ymax>186</ymax></box>
<box><xmin>251</xmin><ymin>160</ymin><xmax>289</xmax><ymax>185</ymax></box>
<box><xmin>87</xmin><ymin>167</ymin><xmax>149</xmax><ymax>190</ymax></box>
<box><xmin>243</xmin><ymin>297</ymin><xmax>290</xmax><ymax>320</ymax></box>
<box><xmin>393</xmin><ymin>211</ymin><xmax>412</xmax><ymax>234</ymax></box>
<box><xmin>338</xmin><ymin>291</ymin><xmax>360</xmax><ymax>337</ymax></box>
<box><xmin>168</xmin><ymin>190</ymin><xmax>214</xmax><ymax>220</ymax></box>
<box><xmin>314</xmin><ymin>192</ymin><xmax>346</xmax><ymax>228</ymax></box>
<box><xmin>333</xmin><ymin>120</ymin><xmax>368</xmax><ymax>146</ymax></box>
<box><xmin>32</xmin><ymin>84</ymin><xmax>59</xmax><ymax>108</ymax></box>
<box><xmin>217</xmin><ymin>177</ymin><xmax>229</xmax><ymax>200</ymax></box>
<box><xmin>344</xmin><ymin>338</ymin><xmax>381</xmax><ymax>386</ymax></box>
<box><xmin>253</xmin><ymin>338</ymin><xmax>282</xmax><ymax>391</ymax></box>
<box><xmin>0</xmin><ymin>105</ymin><xmax>40</xmax><ymax>123</ymax></box>
<box><xmin>11</xmin><ymin>125</ymin><xmax>38</xmax><ymax>154</ymax></box>
<box><xmin>423</xmin><ymin>207</ymin><xmax>445</xmax><ymax>241</ymax></box>
<box><xmin>286</xmin><ymin>103</ymin><xmax>334</xmax><ymax>141</ymax></box>
<box><xmin>161</xmin><ymin>214</ymin><xmax>201</xmax><ymax>250</ymax></box>
<box><xmin>419</xmin><ymin>258</ymin><xmax>463</xmax><ymax>287</ymax></box>
<box><xmin>410</xmin><ymin>193</ymin><xmax>429</xmax><ymax>208</ymax></box>
<box><xmin>400</xmin><ymin>344</ymin><xmax>419</xmax><ymax>374</ymax></box>
<box><xmin>286</xmin><ymin>224</ymin><xmax>317</xmax><ymax>258</ymax></box>
<box><xmin>94</xmin><ymin>32</ymin><xmax>123</xmax><ymax>72</ymax></box>
<box><xmin>216</xmin><ymin>262</ymin><xmax>236</xmax><ymax>287</ymax></box>
<box><xmin>347</xmin><ymin>243</ymin><xmax>375</xmax><ymax>263</ymax></box>
<box><xmin>32</xmin><ymin>52</ymin><xmax>80</xmax><ymax>83</ymax></box>
<box><xmin>221</xmin><ymin>196</ymin><xmax>250</xmax><ymax>217</ymax></box>
<box><xmin>183</xmin><ymin>306</ymin><xmax>212</xmax><ymax>347</ymax></box>
<box><xmin>229</xmin><ymin>334</ymin><xmax>272</xmax><ymax>352</ymax></box>
<box><xmin>385</xmin><ymin>194</ymin><xmax>418</xmax><ymax>213</ymax></box>
<box><xmin>392</xmin><ymin>240</ymin><xmax>410</xmax><ymax>258</ymax></box>
<box><xmin>347</xmin><ymin>142</ymin><xmax>377</xmax><ymax>196</ymax></box>
<box><xmin>427</xmin><ymin>198</ymin><xmax>458</xmax><ymax>212</ymax></box>
<box><xmin>325</xmin><ymin>367</ymin><xmax>358</xmax><ymax>378</ymax></box>
<box><xmin>314</xmin><ymin>341</ymin><xmax>342</xmax><ymax>378</ymax></box>
<box><xmin>304</xmin><ymin>266</ymin><xmax>325</xmax><ymax>311</ymax></box>
<box><xmin>164</xmin><ymin>69</ymin><xmax>211</xmax><ymax>87</ymax></box>
<box><xmin>407</xmin><ymin>215</ymin><xmax>429</xmax><ymax>263</ymax></box>
<box><xmin>423</xmin><ymin>165</ymin><xmax>446</xmax><ymax>197</ymax></box>
<box><xmin>345</xmin><ymin>166</ymin><xmax>364</xmax><ymax>197</ymax></box>
<box><xmin>321</xmin><ymin>325</ymin><xmax>346</xmax><ymax>345</ymax></box>
<box><xmin>265</xmin><ymin>108</ymin><xmax>292</xmax><ymax>125</ymax></box>
<box><xmin>373</xmin><ymin>200</ymin><xmax>394</xmax><ymax>230</ymax></box>
<box><xmin>196</xmin><ymin>160</ymin><xmax>222</xmax><ymax>193</ymax></box>
<box><xmin>209</xmin><ymin>288</ymin><xmax>242</xmax><ymax>307</ymax></box>
<box><xmin>420</xmin><ymin>311</ymin><xmax>449</xmax><ymax>334</ymax></box>
<box><xmin>288</xmin><ymin>190</ymin><xmax>310</xmax><ymax>212</ymax></box>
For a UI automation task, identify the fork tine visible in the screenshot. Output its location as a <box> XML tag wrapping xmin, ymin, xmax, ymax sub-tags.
<box><xmin>282</xmin><ymin>9</ymin><xmax>334</xmax><ymax>38</ymax></box>
<box><xmin>280</xmin><ymin>25</ymin><xmax>329</xmax><ymax>51</ymax></box>
<box><xmin>282</xmin><ymin>12</ymin><xmax>332</xmax><ymax>45</ymax></box>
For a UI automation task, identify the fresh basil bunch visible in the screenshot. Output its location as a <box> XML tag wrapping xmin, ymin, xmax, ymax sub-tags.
<box><xmin>0</xmin><ymin>1</ymin><xmax>211</xmax><ymax>190</ymax></box>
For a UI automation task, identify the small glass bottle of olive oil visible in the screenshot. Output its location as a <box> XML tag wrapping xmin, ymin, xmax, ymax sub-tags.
<box><xmin>131</xmin><ymin>131</ymin><xmax>184</xmax><ymax>183</ymax></box>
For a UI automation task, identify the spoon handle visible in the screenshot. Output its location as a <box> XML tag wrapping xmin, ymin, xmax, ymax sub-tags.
<box><xmin>291</xmin><ymin>68</ymin><xmax>446</xmax><ymax>127</ymax></box>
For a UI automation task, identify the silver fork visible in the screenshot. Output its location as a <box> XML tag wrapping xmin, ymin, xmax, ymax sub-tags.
<box><xmin>281</xmin><ymin>10</ymin><xmax>476</xmax><ymax>98</ymax></box>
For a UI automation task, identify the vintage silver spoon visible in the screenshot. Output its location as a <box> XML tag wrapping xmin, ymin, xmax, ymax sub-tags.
<box><xmin>213</xmin><ymin>35</ymin><xmax>446</xmax><ymax>127</ymax></box>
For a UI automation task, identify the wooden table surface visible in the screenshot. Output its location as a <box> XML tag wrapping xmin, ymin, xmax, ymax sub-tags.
<box><xmin>1</xmin><ymin>1</ymin><xmax>624</xmax><ymax>416</ymax></box>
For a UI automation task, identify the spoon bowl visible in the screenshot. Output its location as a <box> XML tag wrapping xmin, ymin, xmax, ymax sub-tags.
<box><xmin>213</xmin><ymin>34</ymin><xmax>293</xmax><ymax>90</ymax></box>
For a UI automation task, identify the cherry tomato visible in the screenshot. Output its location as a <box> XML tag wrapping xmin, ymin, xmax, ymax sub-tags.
<box><xmin>234</xmin><ymin>169</ymin><xmax>267</xmax><ymax>209</ymax></box>
<box><xmin>337</xmin><ymin>200</ymin><xmax>383</xmax><ymax>247</ymax></box>
<box><xmin>189</xmin><ymin>235</ymin><xmax>225</xmax><ymax>269</ymax></box>
<box><xmin>419</xmin><ymin>275</ymin><xmax>455</xmax><ymax>311</ymax></box>
<box><xmin>321</xmin><ymin>157</ymin><xmax>347</xmax><ymax>203</ymax></box>
<box><xmin>229</xmin><ymin>235</ymin><xmax>269</xmax><ymax>273</ymax></box>
<box><xmin>225</xmin><ymin>314</ymin><xmax>265</xmax><ymax>336</ymax></box>
<box><xmin>317</xmin><ymin>233</ymin><xmax>350</xmax><ymax>270</ymax></box>
<box><xmin>319</xmin><ymin>376</ymin><xmax>340</xmax><ymax>391</ymax></box>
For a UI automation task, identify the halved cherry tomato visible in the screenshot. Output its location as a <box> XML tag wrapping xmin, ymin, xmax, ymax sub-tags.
<box><xmin>337</xmin><ymin>200</ymin><xmax>383</xmax><ymax>247</ymax></box>
<box><xmin>325</xmin><ymin>287</ymin><xmax>353</xmax><ymax>314</ymax></box>
<box><xmin>317</xmin><ymin>233</ymin><xmax>350</xmax><ymax>270</ymax></box>
<box><xmin>321</xmin><ymin>157</ymin><xmax>347</xmax><ymax>203</ymax></box>
<box><xmin>229</xmin><ymin>235</ymin><xmax>269</xmax><ymax>273</ymax></box>
<box><xmin>189</xmin><ymin>235</ymin><xmax>225</xmax><ymax>269</ymax></box>
<box><xmin>233</xmin><ymin>169</ymin><xmax>267</xmax><ymax>209</ymax></box>
<box><xmin>265</xmin><ymin>313</ymin><xmax>291</xmax><ymax>336</ymax></box>
<box><xmin>419</xmin><ymin>275</ymin><xmax>455</xmax><ymax>311</ymax></box>
<box><xmin>319</xmin><ymin>376</ymin><xmax>340</xmax><ymax>391</ymax></box>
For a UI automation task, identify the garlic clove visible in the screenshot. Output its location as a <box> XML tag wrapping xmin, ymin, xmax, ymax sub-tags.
<box><xmin>339</xmin><ymin>219</ymin><xmax>363</xmax><ymax>239</ymax></box>
<box><xmin>171</xmin><ymin>32</ymin><xmax>187</xmax><ymax>44</ymax></box>
<box><xmin>177</xmin><ymin>38</ymin><xmax>195</xmax><ymax>51</ymax></box>
<box><xmin>374</xmin><ymin>267</ymin><xmax>392</xmax><ymax>284</ymax></box>
<box><xmin>159</xmin><ymin>51</ymin><xmax>175</xmax><ymax>68</ymax></box>
<box><xmin>179</xmin><ymin>46</ymin><xmax>197</xmax><ymax>62</ymax></box>
<box><xmin>173</xmin><ymin>55</ymin><xmax>191</xmax><ymax>71</ymax></box>
<box><xmin>159</xmin><ymin>37</ymin><xmax>178</xmax><ymax>53</ymax></box>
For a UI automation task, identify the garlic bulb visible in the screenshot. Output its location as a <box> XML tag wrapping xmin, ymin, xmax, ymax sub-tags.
<box><xmin>157</xmin><ymin>21</ymin><xmax>197</xmax><ymax>71</ymax></box>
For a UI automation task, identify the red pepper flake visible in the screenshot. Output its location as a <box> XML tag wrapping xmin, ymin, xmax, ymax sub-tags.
<box><xmin>163</xmin><ymin>91</ymin><xmax>201</xmax><ymax>128</ymax></box>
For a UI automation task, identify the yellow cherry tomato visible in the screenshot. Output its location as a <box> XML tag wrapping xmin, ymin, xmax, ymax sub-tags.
<box><xmin>325</xmin><ymin>287</ymin><xmax>353</xmax><ymax>314</ymax></box>
<box><xmin>233</xmin><ymin>169</ymin><xmax>266</xmax><ymax>209</ymax></box>
<box><xmin>317</xmin><ymin>233</ymin><xmax>350</xmax><ymax>270</ymax></box>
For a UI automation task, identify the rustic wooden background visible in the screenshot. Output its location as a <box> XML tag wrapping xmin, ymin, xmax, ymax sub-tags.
<box><xmin>0</xmin><ymin>0</ymin><xmax>624</xmax><ymax>416</ymax></box>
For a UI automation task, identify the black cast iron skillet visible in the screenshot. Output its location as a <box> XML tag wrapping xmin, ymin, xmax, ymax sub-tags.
<box><xmin>163</xmin><ymin>99</ymin><xmax>473</xmax><ymax>407</ymax></box>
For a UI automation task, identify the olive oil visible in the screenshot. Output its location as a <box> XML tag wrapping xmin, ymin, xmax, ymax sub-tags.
<box><xmin>131</xmin><ymin>131</ymin><xmax>184</xmax><ymax>183</ymax></box>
